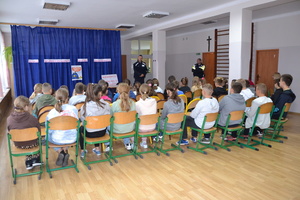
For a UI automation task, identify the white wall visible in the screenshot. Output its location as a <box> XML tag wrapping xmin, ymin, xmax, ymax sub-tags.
<box><xmin>254</xmin><ymin>13</ymin><xmax>300</xmax><ymax>113</ymax></box>
<box><xmin>163</xmin><ymin>13</ymin><xmax>300</xmax><ymax>113</ymax></box>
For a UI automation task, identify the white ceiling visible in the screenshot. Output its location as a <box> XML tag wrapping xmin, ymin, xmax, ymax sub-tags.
<box><xmin>0</xmin><ymin>0</ymin><xmax>299</xmax><ymax>39</ymax></box>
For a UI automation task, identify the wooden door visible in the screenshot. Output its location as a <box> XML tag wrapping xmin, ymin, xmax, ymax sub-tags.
<box><xmin>121</xmin><ymin>55</ymin><xmax>127</xmax><ymax>81</ymax></box>
<box><xmin>202</xmin><ymin>52</ymin><xmax>216</xmax><ymax>86</ymax></box>
<box><xmin>255</xmin><ymin>49</ymin><xmax>279</xmax><ymax>93</ymax></box>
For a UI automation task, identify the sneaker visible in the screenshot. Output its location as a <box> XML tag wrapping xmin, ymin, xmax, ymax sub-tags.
<box><xmin>92</xmin><ymin>148</ymin><xmax>101</xmax><ymax>156</ymax></box>
<box><xmin>140</xmin><ymin>141</ymin><xmax>148</xmax><ymax>148</ymax></box>
<box><xmin>220</xmin><ymin>135</ymin><xmax>228</xmax><ymax>141</ymax></box>
<box><xmin>257</xmin><ymin>130</ymin><xmax>263</xmax><ymax>137</ymax></box>
<box><xmin>31</xmin><ymin>157</ymin><xmax>42</xmax><ymax>167</ymax></box>
<box><xmin>25</xmin><ymin>160</ymin><xmax>33</xmax><ymax>170</ymax></box>
<box><xmin>226</xmin><ymin>136</ymin><xmax>236</xmax><ymax>141</ymax></box>
<box><xmin>190</xmin><ymin>137</ymin><xmax>197</xmax><ymax>143</ymax></box>
<box><xmin>104</xmin><ymin>145</ymin><xmax>113</xmax><ymax>152</ymax></box>
<box><xmin>125</xmin><ymin>143</ymin><xmax>132</xmax><ymax>150</ymax></box>
<box><xmin>153</xmin><ymin>135</ymin><xmax>163</xmax><ymax>142</ymax></box>
<box><xmin>56</xmin><ymin>152</ymin><xmax>65</xmax><ymax>166</ymax></box>
<box><xmin>62</xmin><ymin>153</ymin><xmax>69</xmax><ymax>167</ymax></box>
<box><xmin>80</xmin><ymin>150</ymin><xmax>87</xmax><ymax>158</ymax></box>
<box><xmin>200</xmin><ymin>138</ymin><xmax>210</xmax><ymax>144</ymax></box>
<box><xmin>176</xmin><ymin>140</ymin><xmax>189</xmax><ymax>145</ymax></box>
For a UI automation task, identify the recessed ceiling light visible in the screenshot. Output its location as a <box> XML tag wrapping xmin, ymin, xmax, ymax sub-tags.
<box><xmin>143</xmin><ymin>11</ymin><xmax>169</xmax><ymax>19</ymax></box>
<box><xmin>115</xmin><ymin>24</ymin><xmax>135</xmax><ymax>29</ymax></box>
<box><xmin>43</xmin><ymin>1</ymin><xmax>70</xmax><ymax>11</ymax></box>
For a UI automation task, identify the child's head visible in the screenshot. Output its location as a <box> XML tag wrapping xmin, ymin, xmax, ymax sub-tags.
<box><xmin>60</xmin><ymin>85</ymin><xmax>69</xmax><ymax>92</ymax></box>
<box><xmin>117</xmin><ymin>83</ymin><xmax>131</xmax><ymax>112</ymax></box>
<box><xmin>272</xmin><ymin>72</ymin><xmax>281</xmax><ymax>80</ymax></box>
<box><xmin>74</xmin><ymin>82</ymin><xmax>85</xmax><ymax>95</ymax></box>
<box><xmin>173</xmin><ymin>80</ymin><xmax>180</xmax><ymax>91</ymax></box>
<box><xmin>123</xmin><ymin>79</ymin><xmax>131</xmax><ymax>87</ymax></box>
<box><xmin>192</xmin><ymin>76</ymin><xmax>200</xmax><ymax>87</ymax></box>
<box><xmin>133</xmin><ymin>82</ymin><xmax>141</xmax><ymax>94</ymax></box>
<box><xmin>139</xmin><ymin>83</ymin><xmax>151</xmax><ymax>100</ymax></box>
<box><xmin>231</xmin><ymin>82</ymin><xmax>243</xmax><ymax>94</ymax></box>
<box><xmin>86</xmin><ymin>83</ymin><xmax>105</xmax><ymax>100</ymax></box>
<box><xmin>280</xmin><ymin>74</ymin><xmax>293</xmax><ymax>88</ymax></box>
<box><xmin>152</xmin><ymin>78</ymin><xmax>159</xmax><ymax>90</ymax></box>
<box><xmin>214</xmin><ymin>77</ymin><xmax>224</xmax><ymax>87</ymax></box>
<box><xmin>42</xmin><ymin>82</ymin><xmax>52</xmax><ymax>94</ymax></box>
<box><xmin>14</xmin><ymin>96</ymin><xmax>30</xmax><ymax>112</ymax></box>
<box><xmin>231</xmin><ymin>79</ymin><xmax>237</xmax><ymax>88</ymax></box>
<box><xmin>34</xmin><ymin>83</ymin><xmax>42</xmax><ymax>94</ymax></box>
<box><xmin>168</xmin><ymin>75</ymin><xmax>176</xmax><ymax>83</ymax></box>
<box><xmin>54</xmin><ymin>88</ymin><xmax>69</xmax><ymax>112</ymax></box>
<box><xmin>202</xmin><ymin>84</ymin><xmax>213</xmax><ymax>97</ymax></box>
<box><xmin>236</xmin><ymin>79</ymin><xmax>246</xmax><ymax>89</ymax></box>
<box><xmin>181</xmin><ymin>77</ymin><xmax>188</xmax><ymax>87</ymax></box>
<box><xmin>274</xmin><ymin>79</ymin><xmax>281</xmax><ymax>89</ymax></box>
<box><xmin>256</xmin><ymin>83</ymin><xmax>267</xmax><ymax>97</ymax></box>
<box><xmin>165</xmin><ymin>82</ymin><xmax>181</xmax><ymax>103</ymax></box>
<box><xmin>146</xmin><ymin>79</ymin><xmax>154</xmax><ymax>87</ymax></box>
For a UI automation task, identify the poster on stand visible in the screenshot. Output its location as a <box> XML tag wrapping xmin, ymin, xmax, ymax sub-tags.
<box><xmin>71</xmin><ymin>65</ymin><xmax>82</xmax><ymax>81</ymax></box>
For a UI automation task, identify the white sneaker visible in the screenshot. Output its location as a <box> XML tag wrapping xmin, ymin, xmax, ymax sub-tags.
<box><xmin>125</xmin><ymin>143</ymin><xmax>132</xmax><ymax>150</ymax></box>
<box><xmin>140</xmin><ymin>141</ymin><xmax>148</xmax><ymax>148</ymax></box>
<box><xmin>104</xmin><ymin>146</ymin><xmax>113</xmax><ymax>152</ymax></box>
<box><xmin>153</xmin><ymin>135</ymin><xmax>163</xmax><ymax>142</ymax></box>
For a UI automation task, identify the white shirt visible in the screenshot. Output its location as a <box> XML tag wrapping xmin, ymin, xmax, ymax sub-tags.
<box><xmin>245</xmin><ymin>96</ymin><xmax>273</xmax><ymax>129</ymax></box>
<box><xmin>136</xmin><ymin>97</ymin><xmax>157</xmax><ymax>132</ymax></box>
<box><xmin>240</xmin><ymin>88</ymin><xmax>254</xmax><ymax>101</ymax></box>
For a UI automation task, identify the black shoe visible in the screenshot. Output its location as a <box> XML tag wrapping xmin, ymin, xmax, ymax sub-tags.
<box><xmin>26</xmin><ymin>160</ymin><xmax>33</xmax><ymax>170</ymax></box>
<box><xmin>62</xmin><ymin>153</ymin><xmax>70</xmax><ymax>167</ymax></box>
<box><xmin>56</xmin><ymin>152</ymin><xmax>65</xmax><ymax>166</ymax></box>
<box><xmin>32</xmin><ymin>156</ymin><xmax>42</xmax><ymax>167</ymax></box>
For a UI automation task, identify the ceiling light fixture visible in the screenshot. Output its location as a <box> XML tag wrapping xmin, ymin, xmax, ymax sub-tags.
<box><xmin>38</xmin><ymin>18</ymin><xmax>59</xmax><ymax>25</ymax></box>
<box><xmin>43</xmin><ymin>1</ymin><xmax>70</xmax><ymax>11</ymax></box>
<box><xmin>115</xmin><ymin>24</ymin><xmax>135</xmax><ymax>29</ymax></box>
<box><xmin>143</xmin><ymin>11</ymin><xmax>169</xmax><ymax>19</ymax></box>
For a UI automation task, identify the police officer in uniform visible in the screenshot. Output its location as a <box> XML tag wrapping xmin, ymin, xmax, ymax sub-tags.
<box><xmin>192</xmin><ymin>58</ymin><xmax>205</xmax><ymax>78</ymax></box>
<box><xmin>133</xmin><ymin>55</ymin><xmax>148</xmax><ymax>84</ymax></box>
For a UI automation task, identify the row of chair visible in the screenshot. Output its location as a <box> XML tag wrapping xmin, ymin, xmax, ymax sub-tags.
<box><xmin>8</xmin><ymin>100</ymin><xmax>290</xmax><ymax>184</ymax></box>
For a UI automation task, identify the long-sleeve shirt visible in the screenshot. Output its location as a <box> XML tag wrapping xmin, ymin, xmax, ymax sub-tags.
<box><xmin>160</xmin><ymin>99</ymin><xmax>184</xmax><ymax>131</ymax></box>
<box><xmin>135</xmin><ymin>97</ymin><xmax>157</xmax><ymax>132</ymax></box>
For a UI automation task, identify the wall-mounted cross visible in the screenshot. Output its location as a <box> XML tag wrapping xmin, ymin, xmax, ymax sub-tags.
<box><xmin>207</xmin><ymin>36</ymin><xmax>212</xmax><ymax>52</ymax></box>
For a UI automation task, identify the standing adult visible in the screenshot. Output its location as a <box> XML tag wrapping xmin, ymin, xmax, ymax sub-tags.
<box><xmin>192</xmin><ymin>58</ymin><xmax>205</xmax><ymax>79</ymax></box>
<box><xmin>133</xmin><ymin>55</ymin><xmax>148</xmax><ymax>84</ymax></box>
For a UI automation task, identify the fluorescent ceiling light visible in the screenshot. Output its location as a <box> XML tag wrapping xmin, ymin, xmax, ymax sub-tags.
<box><xmin>43</xmin><ymin>1</ymin><xmax>70</xmax><ymax>11</ymax></box>
<box><xmin>143</xmin><ymin>11</ymin><xmax>169</xmax><ymax>19</ymax></box>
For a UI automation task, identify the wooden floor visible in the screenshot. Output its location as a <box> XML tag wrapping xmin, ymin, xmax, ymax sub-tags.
<box><xmin>1</xmin><ymin>112</ymin><xmax>300</xmax><ymax>200</ymax></box>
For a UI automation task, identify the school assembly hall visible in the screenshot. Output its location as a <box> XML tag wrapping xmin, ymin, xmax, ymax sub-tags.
<box><xmin>0</xmin><ymin>0</ymin><xmax>299</xmax><ymax>199</ymax></box>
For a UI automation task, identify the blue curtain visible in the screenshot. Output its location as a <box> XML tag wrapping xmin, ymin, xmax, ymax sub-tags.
<box><xmin>11</xmin><ymin>25</ymin><xmax>121</xmax><ymax>97</ymax></box>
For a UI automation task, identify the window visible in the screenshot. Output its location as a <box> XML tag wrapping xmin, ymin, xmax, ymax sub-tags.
<box><xmin>131</xmin><ymin>39</ymin><xmax>152</xmax><ymax>73</ymax></box>
<box><xmin>0</xmin><ymin>31</ymin><xmax>10</xmax><ymax>98</ymax></box>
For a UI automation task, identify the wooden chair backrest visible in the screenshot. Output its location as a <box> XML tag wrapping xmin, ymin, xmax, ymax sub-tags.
<box><xmin>130</xmin><ymin>98</ymin><xmax>137</xmax><ymax>102</ymax></box>
<box><xmin>104</xmin><ymin>99</ymin><xmax>112</xmax><ymax>104</ymax></box>
<box><xmin>38</xmin><ymin>105</ymin><xmax>54</xmax><ymax>116</ymax></box>
<box><xmin>136</xmin><ymin>94</ymin><xmax>141</xmax><ymax>101</ymax></box>
<box><xmin>259</xmin><ymin>102</ymin><xmax>274</xmax><ymax>114</ymax></box>
<box><xmin>218</xmin><ymin>95</ymin><xmax>226</xmax><ymax>102</ymax></box>
<box><xmin>185</xmin><ymin>98</ymin><xmax>200</xmax><ymax>113</ymax></box>
<box><xmin>150</xmin><ymin>96</ymin><xmax>160</xmax><ymax>102</ymax></box>
<box><xmin>245</xmin><ymin>97</ymin><xmax>256</xmax><ymax>107</ymax></box>
<box><xmin>193</xmin><ymin>89</ymin><xmax>202</xmax><ymax>98</ymax></box>
<box><xmin>38</xmin><ymin>110</ymin><xmax>50</xmax><ymax>124</ymax></box>
<box><xmin>157</xmin><ymin>100</ymin><xmax>166</xmax><ymax>110</ymax></box>
<box><xmin>178</xmin><ymin>94</ymin><xmax>187</xmax><ymax>105</ymax></box>
<box><xmin>284</xmin><ymin>103</ymin><xmax>291</xmax><ymax>112</ymax></box>
<box><xmin>113</xmin><ymin>111</ymin><xmax>136</xmax><ymax>124</ymax></box>
<box><xmin>139</xmin><ymin>113</ymin><xmax>160</xmax><ymax>125</ymax></box>
<box><xmin>184</xmin><ymin>91</ymin><xmax>192</xmax><ymax>99</ymax></box>
<box><xmin>85</xmin><ymin>115</ymin><xmax>111</xmax><ymax>129</ymax></box>
<box><xmin>167</xmin><ymin>112</ymin><xmax>185</xmax><ymax>124</ymax></box>
<box><xmin>229</xmin><ymin>110</ymin><xmax>244</xmax><ymax>121</ymax></box>
<box><xmin>10</xmin><ymin>127</ymin><xmax>38</xmax><ymax>142</ymax></box>
<box><xmin>74</xmin><ymin>102</ymin><xmax>84</xmax><ymax>110</ymax></box>
<box><xmin>205</xmin><ymin>112</ymin><xmax>219</xmax><ymax>123</ymax></box>
<box><xmin>157</xmin><ymin>93</ymin><xmax>164</xmax><ymax>100</ymax></box>
<box><xmin>48</xmin><ymin>116</ymin><xmax>78</xmax><ymax>130</ymax></box>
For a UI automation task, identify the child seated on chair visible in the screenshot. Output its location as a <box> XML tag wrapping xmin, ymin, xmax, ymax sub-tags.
<box><xmin>153</xmin><ymin>78</ymin><xmax>164</xmax><ymax>94</ymax></box>
<box><xmin>111</xmin><ymin>83</ymin><xmax>136</xmax><ymax>150</ymax></box>
<box><xmin>146</xmin><ymin>79</ymin><xmax>158</xmax><ymax>97</ymax></box>
<box><xmin>157</xmin><ymin>82</ymin><xmax>184</xmax><ymax>142</ymax></box>
<box><xmin>29</xmin><ymin>83</ymin><xmax>43</xmax><ymax>104</ymax></box>
<box><xmin>112</xmin><ymin>79</ymin><xmax>136</xmax><ymax>102</ymax></box>
<box><xmin>98</xmin><ymin>80</ymin><xmax>113</xmax><ymax>100</ymax></box>
<box><xmin>236</xmin><ymin>79</ymin><xmax>254</xmax><ymax>101</ymax></box>
<box><xmin>79</xmin><ymin>83</ymin><xmax>111</xmax><ymax>157</ymax></box>
<box><xmin>173</xmin><ymin>80</ymin><xmax>184</xmax><ymax>95</ymax></box>
<box><xmin>69</xmin><ymin>82</ymin><xmax>86</xmax><ymax>105</ymax></box>
<box><xmin>46</xmin><ymin>88</ymin><xmax>78</xmax><ymax>167</ymax></box>
<box><xmin>135</xmin><ymin>83</ymin><xmax>157</xmax><ymax>148</ymax></box>
<box><xmin>191</xmin><ymin>76</ymin><xmax>202</xmax><ymax>93</ymax></box>
<box><xmin>244</xmin><ymin>83</ymin><xmax>273</xmax><ymax>136</ymax></box>
<box><xmin>218</xmin><ymin>82</ymin><xmax>246</xmax><ymax>141</ymax></box>
<box><xmin>7</xmin><ymin>96</ymin><xmax>42</xmax><ymax>170</ymax></box>
<box><xmin>271</xmin><ymin>78</ymin><xmax>282</xmax><ymax>104</ymax></box>
<box><xmin>179</xmin><ymin>77</ymin><xmax>191</xmax><ymax>94</ymax></box>
<box><xmin>33</xmin><ymin>83</ymin><xmax>57</xmax><ymax>116</ymax></box>
<box><xmin>212</xmin><ymin>77</ymin><xmax>227</xmax><ymax>98</ymax></box>
<box><xmin>178</xmin><ymin>84</ymin><xmax>219</xmax><ymax>145</ymax></box>
<box><xmin>272</xmin><ymin>74</ymin><xmax>296</xmax><ymax>119</ymax></box>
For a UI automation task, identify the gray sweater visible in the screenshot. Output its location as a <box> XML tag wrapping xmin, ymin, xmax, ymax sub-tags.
<box><xmin>160</xmin><ymin>99</ymin><xmax>184</xmax><ymax>131</ymax></box>
<box><xmin>218</xmin><ymin>93</ymin><xmax>246</xmax><ymax>126</ymax></box>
